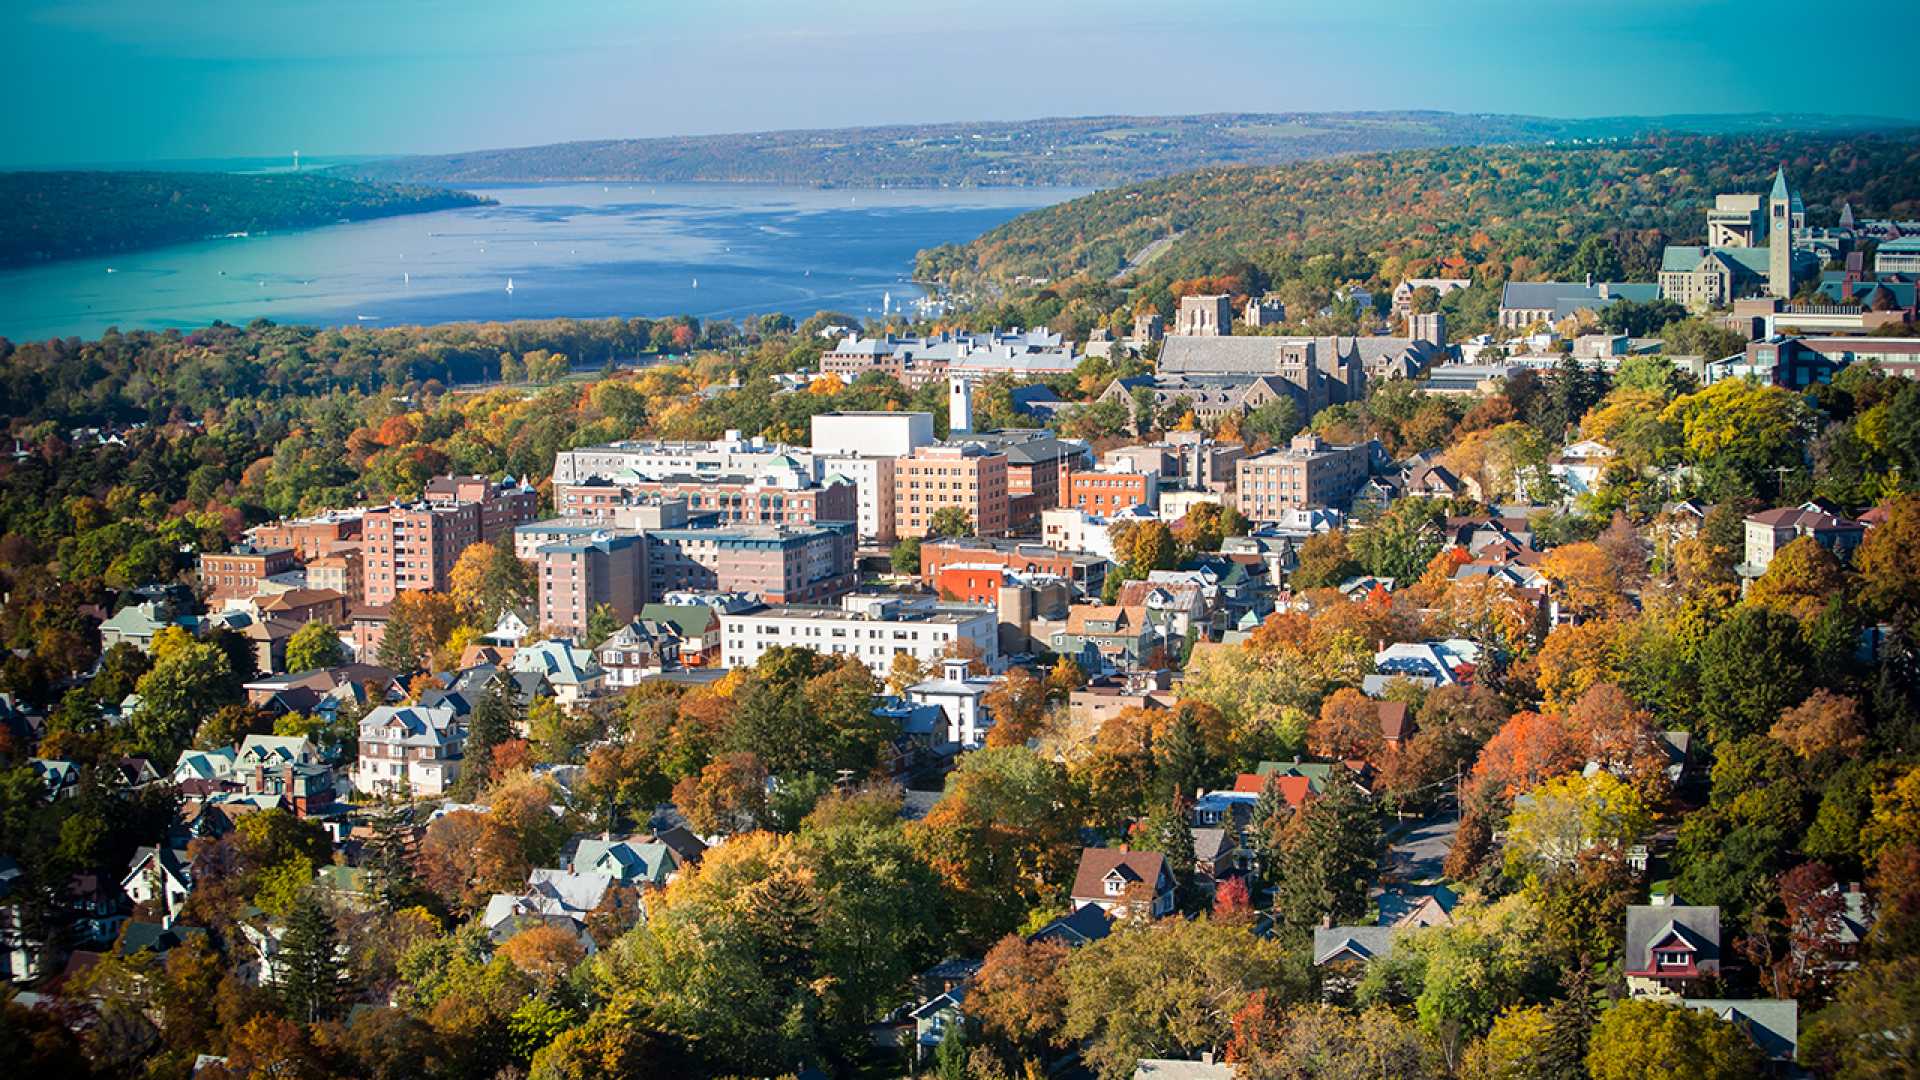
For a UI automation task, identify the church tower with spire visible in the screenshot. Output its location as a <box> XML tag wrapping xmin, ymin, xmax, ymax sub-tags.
<box><xmin>1768</xmin><ymin>166</ymin><xmax>1794</xmax><ymax>298</ymax></box>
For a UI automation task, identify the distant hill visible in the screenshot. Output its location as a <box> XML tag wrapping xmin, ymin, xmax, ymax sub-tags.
<box><xmin>334</xmin><ymin>111</ymin><xmax>1908</xmax><ymax>189</ymax></box>
<box><xmin>914</xmin><ymin>132</ymin><xmax>1920</xmax><ymax>293</ymax></box>
<box><xmin>0</xmin><ymin>171</ymin><xmax>490</xmax><ymax>268</ymax></box>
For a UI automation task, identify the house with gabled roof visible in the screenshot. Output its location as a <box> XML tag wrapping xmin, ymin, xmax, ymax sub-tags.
<box><xmin>122</xmin><ymin>844</ymin><xmax>193</xmax><ymax>922</ymax></box>
<box><xmin>1375</xmin><ymin>883</ymin><xmax>1459</xmax><ymax>929</ymax></box>
<box><xmin>1028</xmin><ymin>903</ymin><xmax>1113</xmax><ymax>948</ymax></box>
<box><xmin>352</xmin><ymin>705</ymin><xmax>464</xmax><ymax>797</ymax></box>
<box><xmin>1313</xmin><ymin>925</ymin><xmax>1397</xmax><ymax>1000</ymax></box>
<box><xmin>1070</xmin><ymin>849</ymin><xmax>1174</xmax><ymax>920</ymax></box>
<box><xmin>1624</xmin><ymin>900</ymin><xmax>1722</xmax><ymax>999</ymax></box>
<box><xmin>508</xmin><ymin>639</ymin><xmax>605</xmax><ymax>706</ymax></box>
<box><xmin>1682</xmin><ymin>998</ymin><xmax>1799</xmax><ymax>1069</ymax></box>
<box><xmin>571</xmin><ymin>837</ymin><xmax>679</xmax><ymax>888</ymax></box>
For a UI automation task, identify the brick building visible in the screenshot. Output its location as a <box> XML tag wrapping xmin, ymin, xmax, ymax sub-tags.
<box><xmin>1234</xmin><ymin>435</ymin><xmax>1374</xmax><ymax>521</ymax></box>
<box><xmin>246</xmin><ymin>511</ymin><xmax>363</xmax><ymax>562</ymax></box>
<box><xmin>424</xmin><ymin>475</ymin><xmax>540</xmax><ymax>543</ymax></box>
<box><xmin>556</xmin><ymin>463</ymin><xmax>855</xmax><ymax>530</ymax></box>
<box><xmin>199</xmin><ymin>544</ymin><xmax>297</xmax><ymax>603</ymax></box>
<box><xmin>895</xmin><ymin>444</ymin><xmax>1010</xmax><ymax>539</ymax></box>
<box><xmin>536</xmin><ymin>531</ymin><xmax>647</xmax><ymax>637</ymax></box>
<box><xmin>306</xmin><ymin>549</ymin><xmax>364</xmax><ymax>607</ymax></box>
<box><xmin>919</xmin><ymin>538</ymin><xmax>1107</xmax><ymax>599</ymax></box>
<box><xmin>1067</xmin><ymin>470</ymin><xmax>1157</xmax><ymax>515</ymax></box>
<box><xmin>643</xmin><ymin>523</ymin><xmax>855</xmax><ymax>605</ymax></box>
<box><xmin>361</xmin><ymin>501</ymin><xmax>482</xmax><ymax>608</ymax></box>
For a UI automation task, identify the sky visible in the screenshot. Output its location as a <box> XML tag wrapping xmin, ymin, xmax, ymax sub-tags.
<box><xmin>0</xmin><ymin>0</ymin><xmax>1899</xmax><ymax>168</ymax></box>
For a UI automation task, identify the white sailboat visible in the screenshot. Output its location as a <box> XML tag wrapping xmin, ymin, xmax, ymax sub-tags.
<box><xmin>403</xmin><ymin>272</ymin><xmax>410</xmax><ymax>285</ymax></box>
<box><xmin>691</xmin><ymin>277</ymin><xmax>698</xmax><ymax>289</ymax></box>
<box><xmin>505</xmin><ymin>277</ymin><xmax>515</xmax><ymax>294</ymax></box>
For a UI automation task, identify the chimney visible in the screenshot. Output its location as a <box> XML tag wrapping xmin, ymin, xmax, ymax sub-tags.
<box><xmin>1584</xmin><ymin>273</ymin><xmax>1594</xmax><ymax>288</ymax></box>
<box><xmin>1200</xmin><ymin>1051</ymin><xmax>1216</xmax><ymax>1066</ymax></box>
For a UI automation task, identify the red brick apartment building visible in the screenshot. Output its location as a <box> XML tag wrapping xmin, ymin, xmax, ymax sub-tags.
<box><xmin>361</xmin><ymin>501</ymin><xmax>482</xmax><ymax>607</ymax></box>
<box><xmin>199</xmin><ymin>545</ymin><xmax>297</xmax><ymax>603</ymax></box>
<box><xmin>895</xmin><ymin>444</ymin><xmax>1011</xmax><ymax>538</ymax></box>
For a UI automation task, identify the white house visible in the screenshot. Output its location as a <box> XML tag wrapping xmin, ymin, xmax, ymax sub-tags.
<box><xmin>122</xmin><ymin>845</ymin><xmax>193</xmax><ymax>923</ymax></box>
<box><xmin>352</xmin><ymin>705</ymin><xmax>463</xmax><ymax>797</ymax></box>
<box><xmin>1548</xmin><ymin>439</ymin><xmax>1616</xmax><ymax>499</ymax></box>
<box><xmin>508</xmin><ymin>639</ymin><xmax>605</xmax><ymax>706</ymax></box>
<box><xmin>906</xmin><ymin>658</ymin><xmax>1000</xmax><ymax>748</ymax></box>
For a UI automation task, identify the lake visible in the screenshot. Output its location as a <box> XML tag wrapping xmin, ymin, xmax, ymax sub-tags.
<box><xmin>0</xmin><ymin>183</ymin><xmax>1083</xmax><ymax>343</ymax></box>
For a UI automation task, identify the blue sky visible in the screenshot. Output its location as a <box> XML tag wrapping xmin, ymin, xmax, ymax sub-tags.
<box><xmin>0</xmin><ymin>0</ymin><xmax>1896</xmax><ymax>167</ymax></box>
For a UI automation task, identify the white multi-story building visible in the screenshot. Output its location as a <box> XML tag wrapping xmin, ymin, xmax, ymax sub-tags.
<box><xmin>907</xmin><ymin>658</ymin><xmax>1001</xmax><ymax>748</ymax></box>
<box><xmin>552</xmin><ymin>432</ymin><xmax>819</xmax><ymax>485</ymax></box>
<box><xmin>817</xmin><ymin>454</ymin><xmax>899</xmax><ymax>543</ymax></box>
<box><xmin>353</xmin><ymin>705</ymin><xmax>463</xmax><ymax>797</ymax></box>
<box><xmin>810</xmin><ymin>411</ymin><xmax>934</xmax><ymax>459</ymax></box>
<box><xmin>719</xmin><ymin>594</ymin><xmax>997</xmax><ymax>679</ymax></box>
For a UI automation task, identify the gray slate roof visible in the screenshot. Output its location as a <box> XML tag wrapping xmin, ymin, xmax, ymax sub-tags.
<box><xmin>1313</xmin><ymin>925</ymin><xmax>1397</xmax><ymax>966</ymax></box>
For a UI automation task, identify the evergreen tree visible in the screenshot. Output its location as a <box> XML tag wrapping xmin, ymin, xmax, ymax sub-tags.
<box><xmin>1245</xmin><ymin>775</ymin><xmax>1288</xmax><ymax>884</ymax></box>
<box><xmin>1541</xmin><ymin>963</ymin><xmax>1599</xmax><ymax>1075</ymax></box>
<box><xmin>1271</xmin><ymin>777</ymin><xmax>1380</xmax><ymax>932</ymax></box>
<box><xmin>275</xmin><ymin>889</ymin><xmax>345</xmax><ymax>1023</ymax></box>
<box><xmin>1153</xmin><ymin>710</ymin><xmax>1212</xmax><ymax>803</ymax></box>
<box><xmin>361</xmin><ymin>799</ymin><xmax>420</xmax><ymax>912</ymax></box>
<box><xmin>1137</xmin><ymin>800</ymin><xmax>1196</xmax><ymax>901</ymax></box>
<box><xmin>461</xmin><ymin>680</ymin><xmax>515</xmax><ymax>795</ymax></box>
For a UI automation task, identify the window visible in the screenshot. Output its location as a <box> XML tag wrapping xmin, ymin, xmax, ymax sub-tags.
<box><xmin>1655</xmin><ymin>949</ymin><xmax>1690</xmax><ymax>969</ymax></box>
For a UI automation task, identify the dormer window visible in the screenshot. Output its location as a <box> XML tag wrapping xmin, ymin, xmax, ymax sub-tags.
<box><xmin>1656</xmin><ymin>949</ymin><xmax>1690</xmax><ymax>969</ymax></box>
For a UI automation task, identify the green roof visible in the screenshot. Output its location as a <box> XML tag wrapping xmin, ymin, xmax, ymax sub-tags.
<box><xmin>638</xmin><ymin>603</ymin><xmax>716</xmax><ymax>639</ymax></box>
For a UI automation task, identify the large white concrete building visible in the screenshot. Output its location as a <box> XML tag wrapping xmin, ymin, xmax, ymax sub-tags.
<box><xmin>719</xmin><ymin>594</ymin><xmax>997</xmax><ymax>678</ymax></box>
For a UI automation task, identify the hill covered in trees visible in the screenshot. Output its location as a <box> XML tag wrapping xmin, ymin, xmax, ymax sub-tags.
<box><xmin>0</xmin><ymin>171</ymin><xmax>490</xmax><ymax>268</ymax></box>
<box><xmin>337</xmin><ymin>111</ymin><xmax>1901</xmax><ymax>188</ymax></box>
<box><xmin>915</xmin><ymin>133</ymin><xmax>1920</xmax><ymax>313</ymax></box>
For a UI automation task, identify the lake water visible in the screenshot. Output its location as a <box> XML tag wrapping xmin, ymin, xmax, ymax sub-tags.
<box><xmin>0</xmin><ymin>183</ymin><xmax>1082</xmax><ymax>343</ymax></box>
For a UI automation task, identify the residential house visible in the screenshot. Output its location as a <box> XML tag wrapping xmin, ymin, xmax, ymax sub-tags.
<box><xmin>639</xmin><ymin>602</ymin><xmax>723</xmax><ymax>666</ymax></box>
<box><xmin>1313</xmin><ymin>925</ymin><xmax>1397</xmax><ymax>1000</ymax></box>
<box><xmin>1741</xmin><ymin>504</ymin><xmax>1865</xmax><ymax>576</ymax></box>
<box><xmin>571</xmin><ymin>838</ymin><xmax>681</xmax><ymax>889</ymax></box>
<box><xmin>1371</xmin><ymin>639</ymin><xmax>1481</xmax><ymax>691</ymax></box>
<box><xmin>1191</xmin><ymin>828</ymin><xmax>1243</xmax><ymax>895</ymax></box>
<box><xmin>1050</xmin><ymin>605</ymin><xmax>1162</xmax><ymax>672</ymax></box>
<box><xmin>1375</xmin><ymin>883</ymin><xmax>1460</xmax><ymax>929</ymax></box>
<box><xmin>906</xmin><ymin>658</ymin><xmax>999</xmax><ymax>749</ymax></box>
<box><xmin>1681</xmin><ymin>999</ymin><xmax>1799</xmax><ymax>1071</ymax></box>
<box><xmin>353</xmin><ymin>705</ymin><xmax>464</xmax><ymax>797</ymax></box>
<box><xmin>1028</xmin><ymin>904</ymin><xmax>1114</xmax><ymax>948</ymax></box>
<box><xmin>1624</xmin><ymin>901</ymin><xmax>1723</xmax><ymax>999</ymax></box>
<box><xmin>121</xmin><ymin>845</ymin><xmax>193</xmax><ymax>922</ymax></box>
<box><xmin>595</xmin><ymin>619</ymin><xmax>681</xmax><ymax>688</ymax></box>
<box><xmin>1069</xmin><ymin>849</ymin><xmax>1175</xmax><ymax>920</ymax></box>
<box><xmin>508</xmin><ymin>639</ymin><xmax>606</xmax><ymax>706</ymax></box>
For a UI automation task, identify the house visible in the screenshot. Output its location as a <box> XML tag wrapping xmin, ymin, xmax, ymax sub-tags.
<box><xmin>906</xmin><ymin>658</ymin><xmax>999</xmax><ymax>748</ymax></box>
<box><xmin>122</xmin><ymin>845</ymin><xmax>193</xmax><ymax>922</ymax></box>
<box><xmin>1375</xmin><ymin>883</ymin><xmax>1459</xmax><ymax>929</ymax></box>
<box><xmin>1373</xmin><ymin>639</ymin><xmax>1481</xmax><ymax>688</ymax></box>
<box><xmin>29</xmin><ymin>759</ymin><xmax>81</xmax><ymax>800</ymax></box>
<box><xmin>1549</xmin><ymin>439</ymin><xmax>1616</xmax><ymax>498</ymax></box>
<box><xmin>172</xmin><ymin>747</ymin><xmax>238</xmax><ymax>785</ymax></box>
<box><xmin>1028</xmin><ymin>904</ymin><xmax>1113</xmax><ymax>948</ymax></box>
<box><xmin>480</xmin><ymin>607</ymin><xmax>535</xmax><ymax>648</ymax></box>
<box><xmin>98</xmin><ymin>601</ymin><xmax>177</xmax><ymax>654</ymax></box>
<box><xmin>595</xmin><ymin>619</ymin><xmax>681</xmax><ymax>688</ymax></box>
<box><xmin>910</xmin><ymin>985</ymin><xmax>968</xmax><ymax>1060</ymax></box>
<box><xmin>1377</xmin><ymin>701</ymin><xmax>1415</xmax><ymax>749</ymax></box>
<box><xmin>1624</xmin><ymin>901</ymin><xmax>1722</xmax><ymax>999</ymax></box>
<box><xmin>1313</xmin><ymin>925</ymin><xmax>1397</xmax><ymax>999</ymax></box>
<box><xmin>1741</xmin><ymin>504</ymin><xmax>1865</xmax><ymax>576</ymax></box>
<box><xmin>571</xmin><ymin>838</ymin><xmax>680</xmax><ymax>888</ymax></box>
<box><xmin>1049</xmin><ymin>604</ymin><xmax>1163</xmax><ymax>672</ymax></box>
<box><xmin>352</xmin><ymin>705</ymin><xmax>464</xmax><ymax>797</ymax></box>
<box><xmin>1070</xmin><ymin>849</ymin><xmax>1175</xmax><ymax>920</ymax></box>
<box><xmin>237</xmin><ymin>734</ymin><xmax>320</xmax><ymax>770</ymax></box>
<box><xmin>1682</xmin><ymin>999</ymin><xmax>1799</xmax><ymax>1069</ymax></box>
<box><xmin>508</xmin><ymin>639</ymin><xmax>605</xmax><ymax>706</ymax></box>
<box><xmin>1191</xmin><ymin>828</ymin><xmax>1242</xmax><ymax>894</ymax></box>
<box><xmin>639</xmin><ymin>602</ymin><xmax>723</xmax><ymax>666</ymax></box>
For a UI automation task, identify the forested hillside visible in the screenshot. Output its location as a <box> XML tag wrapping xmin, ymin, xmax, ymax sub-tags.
<box><xmin>338</xmin><ymin>111</ymin><xmax>1898</xmax><ymax>188</ymax></box>
<box><xmin>0</xmin><ymin>171</ymin><xmax>490</xmax><ymax>267</ymax></box>
<box><xmin>917</xmin><ymin>133</ymin><xmax>1920</xmax><ymax>306</ymax></box>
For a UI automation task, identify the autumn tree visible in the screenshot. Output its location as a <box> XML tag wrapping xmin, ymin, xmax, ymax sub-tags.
<box><xmin>1585</xmin><ymin>999</ymin><xmax>1765</xmax><ymax>1080</ymax></box>
<box><xmin>1770</xmin><ymin>689</ymin><xmax>1865</xmax><ymax>762</ymax></box>
<box><xmin>1309</xmin><ymin>687</ymin><xmax>1385</xmax><ymax>762</ymax></box>
<box><xmin>671</xmin><ymin>752</ymin><xmax>769</xmax><ymax>836</ymax></box>
<box><xmin>983</xmin><ymin>666</ymin><xmax>1050</xmax><ymax>748</ymax></box>
<box><xmin>1696</xmin><ymin>605</ymin><xmax>1811</xmax><ymax>746</ymax></box>
<box><xmin>1291</xmin><ymin>530</ymin><xmax>1361</xmax><ymax>590</ymax></box>
<box><xmin>968</xmin><ymin>934</ymin><xmax>1071</xmax><ymax>1061</ymax></box>
<box><xmin>1747</xmin><ymin>535</ymin><xmax>1852</xmax><ymax>623</ymax></box>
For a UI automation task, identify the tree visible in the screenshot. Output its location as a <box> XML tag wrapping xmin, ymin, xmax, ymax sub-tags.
<box><xmin>1539</xmin><ymin>541</ymin><xmax>1627</xmax><ymax>621</ymax></box>
<box><xmin>460</xmin><ymin>681</ymin><xmax>517</xmax><ymax>796</ymax></box>
<box><xmin>1502</xmin><ymin>771</ymin><xmax>1652</xmax><ymax>879</ymax></box>
<box><xmin>361</xmin><ymin>799</ymin><xmax>422</xmax><ymax>912</ymax></box>
<box><xmin>1696</xmin><ymin>606</ymin><xmax>1810</xmax><ymax>746</ymax></box>
<box><xmin>1801</xmin><ymin>955</ymin><xmax>1920</xmax><ymax>1078</ymax></box>
<box><xmin>1470</xmin><ymin>711</ymin><xmax>1580</xmax><ymax>802</ymax></box>
<box><xmin>1309</xmin><ymin>687</ymin><xmax>1385</xmax><ymax>762</ymax></box>
<box><xmin>983</xmin><ymin>667</ymin><xmax>1049</xmax><ymax>749</ymax></box>
<box><xmin>1270</xmin><ymin>777</ymin><xmax>1379</xmax><ymax>932</ymax></box>
<box><xmin>1462</xmin><ymin>1004</ymin><xmax>1560</xmax><ymax>1080</ymax></box>
<box><xmin>583</xmin><ymin>603</ymin><xmax>621</xmax><ymax>649</ymax></box>
<box><xmin>1244</xmin><ymin>398</ymin><xmax>1303</xmax><ymax>446</ymax></box>
<box><xmin>1585</xmin><ymin>999</ymin><xmax>1766</xmax><ymax>1080</ymax></box>
<box><xmin>1770</xmin><ymin>689</ymin><xmax>1865</xmax><ymax>761</ymax></box>
<box><xmin>378</xmin><ymin>590</ymin><xmax>458</xmax><ymax>670</ymax></box>
<box><xmin>671</xmin><ymin>752</ymin><xmax>768</xmax><ymax>836</ymax></box>
<box><xmin>1228</xmin><ymin>1000</ymin><xmax>1441</xmax><ymax>1080</ymax></box>
<box><xmin>1659</xmin><ymin>378</ymin><xmax>1809</xmax><ymax>499</ymax></box>
<box><xmin>1747</xmin><ymin>535</ymin><xmax>1851</xmax><ymax>623</ymax></box>
<box><xmin>275</xmin><ymin>888</ymin><xmax>346</xmax><ymax>1023</ymax></box>
<box><xmin>1111</xmin><ymin>519</ymin><xmax>1178</xmax><ymax>581</ymax></box>
<box><xmin>969</xmin><ymin>934</ymin><xmax>1071</xmax><ymax>1058</ymax></box>
<box><xmin>929</xmin><ymin>506</ymin><xmax>974</xmax><ymax>539</ymax></box>
<box><xmin>890</xmin><ymin>536</ymin><xmax>922</xmax><ymax>575</ymax></box>
<box><xmin>1854</xmin><ymin>495</ymin><xmax>1920</xmax><ymax>630</ymax></box>
<box><xmin>284</xmin><ymin>620</ymin><xmax>346</xmax><ymax>674</ymax></box>
<box><xmin>1354</xmin><ymin>498</ymin><xmax>1443</xmax><ymax>581</ymax></box>
<box><xmin>886</xmin><ymin>651</ymin><xmax>929</xmax><ymax>696</ymax></box>
<box><xmin>1062</xmin><ymin>916</ymin><xmax>1296</xmax><ymax>1080</ymax></box>
<box><xmin>130</xmin><ymin>636</ymin><xmax>234</xmax><ymax>759</ymax></box>
<box><xmin>913</xmin><ymin>746</ymin><xmax>1081</xmax><ymax>946</ymax></box>
<box><xmin>1291</xmin><ymin>530</ymin><xmax>1361</xmax><ymax>589</ymax></box>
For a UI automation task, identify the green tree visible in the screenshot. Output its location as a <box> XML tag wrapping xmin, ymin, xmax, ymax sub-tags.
<box><xmin>284</xmin><ymin>621</ymin><xmax>346</xmax><ymax>674</ymax></box>
<box><xmin>890</xmin><ymin>536</ymin><xmax>923</xmax><ymax>575</ymax></box>
<box><xmin>1354</xmin><ymin>498</ymin><xmax>1443</xmax><ymax>582</ymax></box>
<box><xmin>1585</xmin><ymin>999</ymin><xmax>1765</xmax><ymax>1080</ymax></box>
<box><xmin>275</xmin><ymin>889</ymin><xmax>346</xmax><ymax>1023</ymax></box>
<box><xmin>1696</xmin><ymin>606</ymin><xmax>1811</xmax><ymax>746</ymax></box>
<box><xmin>583</xmin><ymin>603</ymin><xmax>621</xmax><ymax>649</ymax></box>
<box><xmin>1291</xmin><ymin>530</ymin><xmax>1362</xmax><ymax>589</ymax></box>
<box><xmin>1271</xmin><ymin>777</ymin><xmax>1380</xmax><ymax>932</ymax></box>
<box><xmin>130</xmin><ymin>637</ymin><xmax>235</xmax><ymax>760</ymax></box>
<box><xmin>459</xmin><ymin>682</ymin><xmax>517</xmax><ymax>796</ymax></box>
<box><xmin>929</xmin><ymin>506</ymin><xmax>974</xmax><ymax>539</ymax></box>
